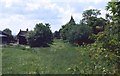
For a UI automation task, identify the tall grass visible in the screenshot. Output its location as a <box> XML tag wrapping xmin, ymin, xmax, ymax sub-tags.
<box><xmin>2</xmin><ymin>39</ymin><xmax>118</xmax><ymax>74</ymax></box>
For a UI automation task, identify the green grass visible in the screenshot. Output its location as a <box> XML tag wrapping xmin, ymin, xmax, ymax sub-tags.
<box><xmin>0</xmin><ymin>45</ymin><xmax>2</xmax><ymax>75</ymax></box>
<box><xmin>2</xmin><ymin>39</ymin><xmax>118</xmax><ymax>74</ymax></box>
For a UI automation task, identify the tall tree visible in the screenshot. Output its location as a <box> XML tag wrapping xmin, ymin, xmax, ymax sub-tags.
<box><xmin>60</xmin><ymin>16</ymin><xmax>76</xmax><ymax>40</ymax></box>
<box><xmin>82</xmin><ymin>9</ymin><xmax>101</xmax><ymax>25</ymax></box>
<box><xmin>106</xmin><ymin>1</ymin><xmax>120</xmax><ymax>24</ymax></box>
<box><xmin>28</xmin><ymin>23</ymin><xmax>53</xmax><ymax>47</ymax></box>
<box><xmin>2</xmin><ymin>28</ymin><xmax>14</xmax><ymax>43</ymax></box>
<box><xmin>82</xmin><ymin>9</ymin><xmax>106</xmax><ymax>34</ymax></box>
<box><xmin>3</xmin><ymin>28</ymin><xmax>12</xmax><ymax>36</ymax></box>
<box><xmin>105</xmin><ymin>1</ymin><xmax>120</xmax><ymax>73</ymax></box>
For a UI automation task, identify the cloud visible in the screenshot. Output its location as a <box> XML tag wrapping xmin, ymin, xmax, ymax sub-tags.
<box><xmin>0</xmin><ymin>0</ymin><xmax>110</xmax><ymax>35</ymax></box>
<box><xmin>25</xmin><ymin>1</ymin><xmax>82</xmax><ymax>24</ymax></box>
<box><xmin>0</xmin><ymin>14</ymin><xmax>44</xmax><ymax>35</ymax></box>
<box><xmin>83</xmin><ymin>5</ymin><xmax>108</xmax><ymax>19</ymax></box>
<box><xmin>83</xmin><ymin>6</ymin><xmax>96</xmax><ymax>12</ymax></box>
<box><xmin>78</xmin><ymin>0</ymin><xmax>112</xmax><ymax>4</ymax></box>
<box><xmin>0</xmin><ymin>0</ymin><xmax>22</xmax><ymax>7</ymax></box>
<box><xmin>46</xmin><ymin>2</ymin><xmax>83</xmax><ymax>24</ymax></box>
<box><xmin>78</xmin><ymin>0</ymin><xmax>103</xmax><ymax>4</ymax></box>
<box><xmin>25</xmin><ymin>0</ymin><xmax>55</xmax><ymax>11</ymax></box>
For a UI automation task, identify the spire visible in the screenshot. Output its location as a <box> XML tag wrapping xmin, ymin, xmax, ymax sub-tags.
<box><xmin>68</xmin><ymin>16</ymin><xmax>75</xmax><ymax>24</ymax></box>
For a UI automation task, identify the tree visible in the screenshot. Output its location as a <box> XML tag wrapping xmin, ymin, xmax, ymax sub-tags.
<box><xmin>92</xmin><ymin>1</ymin><xmax>120</xmax><ymax>64</ymax></box>
<box><xmin>91</xmin><ymin>1</ymin><xmax>120</xmax><ymax>54</ymax></box>
<box><xmin>67</xmin><ymin>24</ymin><xmax>93</xmax><ymax>45</ymax></box>
<box><xmin>82</xmin><ymin>9</ymin><xmax>101</xmax><ymax>25</ymax></box>
<box><xmin>28</xmin><ymin>23</ymin><xmax>53</xmax><ymax>47</ymax></box>
<box><xmin>3</xmin><ymin>28</ymin><xmax>12</xmax><ymax>36</ymax></box>
<box><xmin>82</xmin><ymin>9</ymin><xmax>106</xmax><ymax>34</ymax></box>
<box><xmin>60</xmin><ymin>16</ymin><xmax>93</xmax><ymax>45</ymax></box>
<box><xmin>104</xmin><ymin>1</ymin><xmax>120</xmax><ymax>55</ymax></box>
<box><xmin>93</xmin><ymin>17</ymin><xmax>106</xmax><ymax>34</ymax></box>
<box><xmin>60</xmin><ymin>16</ymin><xmax>76</xmax><ymax>40</ymax></box>
<box><xmin>106</xmin><ymin>1</ymin><xmax>120</xmax><ymax>24</ymax></box>
<box><xmin>2</xmin><ymin>28</ymin><xmax>14</xmax><ymax>43</ymax></box>
<box><xmin>60</xmin><ymin>23</ymin><xmax>75</xmax><ymax>40</ymax></box>
<box><xmin>53</xmin><ymin>31</ymin><xmax>60</xmax><ymax>39</ymax></box>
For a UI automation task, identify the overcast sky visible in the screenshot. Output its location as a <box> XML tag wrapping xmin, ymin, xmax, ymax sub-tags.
<box><xmin>0</xmin><ymin>0</ymin><xmax>111</xmax><ymax>35</ymax></box>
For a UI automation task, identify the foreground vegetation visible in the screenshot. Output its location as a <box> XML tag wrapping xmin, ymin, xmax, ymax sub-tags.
<box><xmin>2</xmin><ymin>39</ymin><xmax>119</xmax><ymax>74</ymax></box>
<box><xmin>1</xmin><ymin>1</ymin><xmax>120</xmax><ymax>75</ymax></box>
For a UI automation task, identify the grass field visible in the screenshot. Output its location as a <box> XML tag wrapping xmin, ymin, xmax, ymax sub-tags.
<box><xmin>2</xmin><ymin>39</ymin><xmax>118</xmax><ymax>74</ymax></box>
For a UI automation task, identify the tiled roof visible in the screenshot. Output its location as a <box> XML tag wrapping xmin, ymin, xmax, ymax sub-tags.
<box><xmin>17</xmin><ymin>30</ymin><xmax>28</xmax><ymax>37</ymax></box>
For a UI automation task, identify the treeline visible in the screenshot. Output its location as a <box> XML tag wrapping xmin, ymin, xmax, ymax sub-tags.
<box><xmin>0</xmin><ymin>9</ymin><xmax>107</xmax><ymax>47</ymax></box>
<box><xmin>28</xmin><ymin>9</ymin><xmax>106</xmax><ymax>47</ymax></box>
<box><xmin>54</xmin><ymin>1</ymin><xmax>120</xmax><ymax>57</ymax></box>
<box><xmin>59</xmin><ymin>9</ymin><xmax>106</xmax><ymax>45</ymax></box>
<box><xmin>1</xmin><ymin>1</ymin><xmax>120</xmax><ymax>56</ymax></box>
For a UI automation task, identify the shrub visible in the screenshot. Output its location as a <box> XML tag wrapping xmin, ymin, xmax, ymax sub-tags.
<box><xmin>28</xmin><ymin>23</ymin><xmax>53</xmax><ymax>47</ymax></box>
<box><xmin>53</xmin><ymin>31</ymin><xmax>60</xmax><ymax>39</ymax></box>
<box><xmin>92</xmin><ymin>27</ymin><xmax>120</xmax><ymax>56</ymax></box>
<box><xmin>60</xmin><ymin>23</ymin><xmax>93</xmax><ymax>45</ymax></box>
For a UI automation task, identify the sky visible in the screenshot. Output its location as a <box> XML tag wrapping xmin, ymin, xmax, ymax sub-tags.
<box><xmin>0</xmin><ymin>0</ymin><xmax>111</xmax><ymax>35</ymax></box>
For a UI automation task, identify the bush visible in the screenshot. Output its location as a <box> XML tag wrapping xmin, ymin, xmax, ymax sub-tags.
<box><xmin>53</xmin><ymin>31</ymin><xmax>60</xmax><ymax>39</ymax></box>
<box><xmin>92</xmin><ymin>25</ymin><xmax>120</xmax><ymax>56</ymax></box>
<box><xmin>60</xmin><ymin>23</ymin><xmax>75</xmax><ymax>40</ymax></box>
<box><xmin>28</xmin><ymin>23</ymin><xmax>53</xmax><ymax>47</ymax></box>
<box><xmin>60</xmin><ymin>23</ymin><xmax>93</xmax><ymax>45</ymax></box>
<box><xmin>68</xmin><ymin>24</ymin><xmax>93</xmax><ymax>45</ymax></box>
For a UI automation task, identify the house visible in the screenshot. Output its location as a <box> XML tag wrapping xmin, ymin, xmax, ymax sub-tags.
<box><xmin>0</xmin><ymin>31</ymin><xmax>9</xmax><ymax>44</ymax></box>
<box><xmin>17</xmin><ymin>29</ymin><xmax>29</xmax><ymax>45</ymax></box>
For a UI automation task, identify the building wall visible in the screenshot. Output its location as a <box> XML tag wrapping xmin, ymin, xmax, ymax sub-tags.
<box><xmin>18</xmin><ymin>36</ymin><xmax>27</xmax><ymax>45</ymax></box>
<box><xmin>0</xmin><ymin>37</ymin><xmax>8</xmax><ymax>44</ymax></box>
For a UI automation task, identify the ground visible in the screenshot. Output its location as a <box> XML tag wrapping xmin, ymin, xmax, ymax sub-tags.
<box><xmin>2</xmin><ymin>39</ymin><xmax>118</xmax><ymax>74</ymax></box>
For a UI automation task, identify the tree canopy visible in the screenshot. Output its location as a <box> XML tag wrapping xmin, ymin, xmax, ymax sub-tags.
<box><xmin>82</xmin><ymin>9</ymin><xmax>106</xmax><ymax>34</ymax></box>
<box><xmin>82</xmin><ymin>9</ymin><xmax>101</xmax><ymax>25</ymax></box>
<box><xmin>3</xmin><ymin>28</ymin><xmax>12</xmax><ymax>36</ymax></box>
<box><xmin>106</xmin><ymin>1</ymin><xmax>120</xmax><ymax>24</ymax></box>
<box><xmin>60</xmin><ymin>16</ymin><xmax>94</xmax><ymax>45</ymax></box>
<box><xmin>28</xmin><ymin>23</ymin><xmax>53</xmax><ymax>47</ymax></box>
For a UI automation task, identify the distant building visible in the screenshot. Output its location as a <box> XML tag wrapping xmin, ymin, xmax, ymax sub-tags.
<box><xmin>0</xmin><ymin>31</ymin><xmax>9</xmax><ymax>44</ymax></box>
<box><xmin>16</xmin><ymin>29</ymin><xmax>29</xmax><ymax>45</ymax></box>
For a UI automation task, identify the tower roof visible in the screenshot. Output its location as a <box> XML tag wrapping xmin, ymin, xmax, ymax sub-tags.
<box><xmin>68</xmin><ymin>16</ymin><xmax>75</xmax><ymax>24</ymax></box>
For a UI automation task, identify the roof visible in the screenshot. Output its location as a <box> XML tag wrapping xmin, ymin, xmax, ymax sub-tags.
<box><xmin>17</xmin><ymin>30</ymin><xmax>28</xmax><ymax>37</ymax></box>
<box><xmin>0</xmin><ymin>34</ymin><xmax>7</xmax><ymax>37</ymax></box>
<box><xmin>0</xmin><ymin>31</ymin><xmax>8</xmax><ymax>37</ymax></box>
